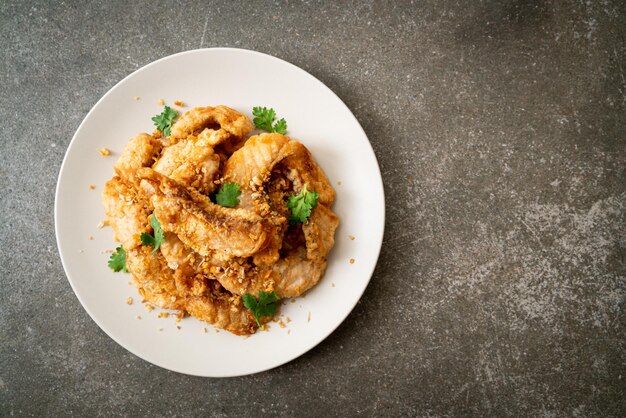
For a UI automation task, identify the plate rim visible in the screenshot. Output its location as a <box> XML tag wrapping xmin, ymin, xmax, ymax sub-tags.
<box><xmin>54</xmin><ymin>47</ymin><xmax>386</xmax><ymax>377</ymax></box>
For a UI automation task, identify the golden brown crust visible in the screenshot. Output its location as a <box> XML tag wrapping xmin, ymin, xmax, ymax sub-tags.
<box><xmin>170</xmin><ymin>105</ymin><xmax>254</xmax><ymax>140</ymax></box>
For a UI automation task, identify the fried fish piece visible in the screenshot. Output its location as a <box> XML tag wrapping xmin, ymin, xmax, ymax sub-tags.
<box><xmin>174</xmin><ymin>272</ymin><xmax>259</xmax><ymax>335</ymax></box>
<box><xmin>223</xmin><ymin>133</ymin><xmax>291</xmax><ymax>266</ymax></box>
<box><xmin>126</xmin><ymin>246</ymin><xmax>183</xmax><ymax>310</ymax></box>
<box><xmin>214</xmin><ymin>134</ymin><xmax>339</xmax><ymax>297</ymax></box>
<box><xmin>114</xmin><ymin>133</ymin><xmax>163</xmax><ymax>185</ymax></box>
<box><xmin>170</xmin><ymin>105</ymin><xmax>254</xmax><ymax>140</ymax></box>
<box><xmin>153</xmin><ymin>134</ymin><xmax>221</xmax><ymax>195</ymax></box>
<box><xmin>137</xmin><ymin>168</ymin><xmax>271</xmax><ymax>258</ymax></box>
<box><xmin>127</xmin><ymin>246</ymin><xmax>259</xmax><ymax>334</ymax></box>
<box><xmin>102</xmin><ymin>176</ymin><xmax>151</xmax><ymax>251</ymax></box>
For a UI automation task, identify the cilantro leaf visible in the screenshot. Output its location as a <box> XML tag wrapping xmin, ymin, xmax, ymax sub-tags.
<box><xmin>108</xmin><ymin>246</ymin><xmax>128</xmax><ymax>272</ymax></box>
<box><xmin>252</xmin><ymin>106</ymin><xmax>276</xmax><ymax>131</ymax></box>
<box><xmin>287</xmin><ymin>183</ymin><xmax>319</xmax><ymax>223</ymax></box>
<box><xmin>140</xmin><ymin>214</ymin><xmax>165</xmax><ymax>253</ymax></box>
<box><xmin>273</xmin><ymin>118</ymin><xmax>287</xmax><ymax>134</ymax></box>
<box><xmin>215</xmin><ymin>182</ymin><xmax>241</xmax><ymax>207</ymax></box>
<box><xmin>151</xmin><ymin>106</ymin><xmax>178</xmax><ymax>136</ymax></box>
<box><xmin>252</xmin><ymin>106</ymin><xmax>288</xmax><ymax>134</ymax></box>
<box><xmin>243</xmin><ymin>291</ymin><xmax>281</xmax><ymax>327</ymax></box>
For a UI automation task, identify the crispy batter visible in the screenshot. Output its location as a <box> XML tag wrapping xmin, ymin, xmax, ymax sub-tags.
<box><xmin>170</xmin><ymin>105</ymin><xmax>254</xmax><ymax>140</ymax></box>
<box><xmin>102</xmin><ymin>176</ymin><xmax>150</xmax><ymax>250</ymax></box>
<box><xmin>153</xmin><ymin>135</ymin><xmax>221</xmax><ymax>194</ymax></box>
<box><xmin>114</xmin><ymin>133</ymin><xmax>163</xmax><ymax>185</ymax></box>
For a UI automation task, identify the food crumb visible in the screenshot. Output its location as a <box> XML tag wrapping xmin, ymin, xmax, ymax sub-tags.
<box><xmin>89</xmin><ymin>185</ymin><xmax>95</xmax><ymax>190</ymax></box>
<box><xmin>175</xmin><ymin>317</ymin><xmax>181</xmax><ymax>323</ymax></box>
<box><xmin>88</xmin><ymin>235</ymin><xmax>94</xmax><ymax>240</ymax></box>
<box><xmin>288</xmin><ymin>329</ymin><xmax>291</xmax><ymax>335</ymax></box>
<box><xmin>307</xmin><ymin>311</ymin><xmax>311</xmax><ymax>322</ymax></box>
<box><xmin>286</xmin><ymin>316</ymin><xmax>291</xmax><ymax>323</ymax></box>
<box><xmin>136</xmin><ymin>315</ymin><xmax>142</xmax><ymax>320</ymax></box>
<box><xmin>158</xmin><ymin>328</ymin><xmax>163</xmax><ymax>332</ymax></box>
<box><xmin>202</xmin><ymin>327</ymin><xmax>207</xmax><ymax>333</ymax></box>
<box><xmin>101</xmin><ymin>249</ymin><xmax>115</xmax><ymax>254</ymax></box>
<box><xmin>279</xmin><ymin>321</ymin><xmax>286</xmax><ymax>328</ymax></box>
<box><xmin>337</xmin><ymin>181</ymin><xmax>342</xmax><ymax>186</ymax></box>
<box><xmin>349</xmin><ymin>258</ymin><xmax>355</xmax><ymax>264</ymax></box>
<box><xmin>158</xmin><ymin>98</ymin><xmax>165</xmax><ymax>106</ymax></box>
<box><xmin>97</xmin><ymin>220</ymin><xmax>109</xmax><ymax>229</ymax></box>
<box><xmin>290</xmin><ymin>299</ymin><xmax>296</xmax><ymax>304</ymax></box>
<box><xmin>176</xmin><ymin>326</ymin><xmax>181</xmax><ymax>330</ymax></box>
<box><xmin>78</xmin><ymin>249</ymin><xmax>84</xmax><ymax>253</ymax></box>
<box><xmin>332</xmin><ymin>282</ymin><xmax>335</xmax><ymax>287</ymax></box>
<box><xmin>145</xmin><ymin>304</ymin><xmax>154</xmax><ymax>312</ymax></box>
<box><xmin>215</xmin><ymin>329</ymin><xmax>220</xmax><ymax>333</ymax></box>
<box><xmin>133</xmin><ymin>96</ymin><xmax>140</xmax><ymax>101</ymax></box>
<box><xmin>174</xmin><ymin>100</ymin><xmax>185</xmax><ymax>107</ymax></box>
<box><xmin>126</xmin><ymin>297</ymin><xmax>133</xmax><ymax>305</ymax></box>
<box><xmin>157</xmin><ymin>312</ymin><xmax>169</xmax><ymax>318</ymax></box>
<box><xmin>349</xmin><ymin>235</ymin><xmax>355</xmax><ymax>240</ymax></box>
<box><xmin>98</xmin><ymin>148</ymin><xmax>110</xmax><ymax>156</ymax></box>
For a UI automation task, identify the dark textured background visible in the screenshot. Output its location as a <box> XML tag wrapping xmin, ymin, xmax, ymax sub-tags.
<box><xmin>1</xmin><ymin>0</ymin><xmax>625</xmax><ymax>416</ymax></box>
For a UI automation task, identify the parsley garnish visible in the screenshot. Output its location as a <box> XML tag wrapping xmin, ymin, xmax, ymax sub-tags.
<box><xmin>215</xmin><ymin>182</ymin><xmax>241</xmax><ymax>208</ymax></box>
<box><xmin>151</xmin><ymin>106</ymin><xmax>178</xmax><ymax>136</ymax></box>
<box><xmin>252</xmin><ymin>106</ymin><xmax>287</xmax><ymax>134</ymax></box>
<box><xmin>287</xmin><ymin>183</ymin><xmax>319</xmax><ymax>223</ymax></box>
<box><xmin>242</xmin><ymin>291</ymin><xmax>281</xmax><ymax>327</ymax></box>
<box><xmin>140</xmin><ymin>214</ymin><xmax>165</xmax><ymax>253</ymax></box>
<box><xmin>108</xmin><ymin>246</ymin><xmax>128</xmax><ymax>272</ymax></box>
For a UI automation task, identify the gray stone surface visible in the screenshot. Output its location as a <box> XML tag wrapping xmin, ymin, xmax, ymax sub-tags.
<box><xmin>1</xmin><ymin>0</ymin><xmax>624</xmax><ymax>416</ymax></box>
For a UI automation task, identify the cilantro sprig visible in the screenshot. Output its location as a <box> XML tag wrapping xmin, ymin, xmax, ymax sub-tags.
<box><xmin>252</xmin><ymin>106</ymin><xmax>287</xmax><ymax>134</ymax></box>
<box><xmin>108</xmin><ymin>246</ymin><xmax>128</xmax><ymax>272</ymax></box>
<box><xmin>287</xmin><ymin>183</ymin><xmax>319</xmax><ymax>223</ymax></box>
<box><xmin>242</xmin><ymin>291</ymin><xmax>281</xmax><ymax>327</ymax></box>
<box><xmin>215</xmin><ymin>182</ymin><xmax>241</xmax><ymax>208</ymax></box>
<box><xmin>140</xmin><ymin>214</ymin><xmax>165</xmax><ymax>253</ymax></box>
<box><xmin>151</xmin><ymin>106</ymin><xmax>178</xmax><ymax>136</ymax></box>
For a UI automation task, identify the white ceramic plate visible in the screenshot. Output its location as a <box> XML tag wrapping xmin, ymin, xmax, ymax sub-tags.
<box><xmin>55</xmin><ymin>48</ymin><xmax>385</xmax><ymax>377</ymax></box>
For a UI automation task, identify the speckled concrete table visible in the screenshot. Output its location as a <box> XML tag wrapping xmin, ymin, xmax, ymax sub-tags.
<box><xmin>1</xmin><ymin>1</ymin><xmax>625</xmax><ymax>416</ymax></box>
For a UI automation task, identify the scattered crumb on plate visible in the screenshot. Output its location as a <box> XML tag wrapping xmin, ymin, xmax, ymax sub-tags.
<box><xmin>349</xmin><ymin>258</ymin><xmax>355</xmax><ymax>264</ymax></box>
<box><xmin>89</xmin><ymin>185</ymin><xmax>95</xmax><ymax>190</ymax></box>
<box><xmin>349</xmin><ymin>235</ymin><xmax>355</xmax><ymax>240</ymax></box>
<box><xmin>174</xmin><ymin>100</ymin><xmax>185</xmax><ymax>107</ymax></box>
<box><xmin>126</xmin><ymin>297</ymin><xmax>133</xmax><ymax>305</ymax></box>
<box><xmin>158</xmin><ymin>98</ymin><xmax>165</xmax><ymax>106</ymax></box>
<box><xmin>98</xmin><ymin>148</ymin><xmax>110</xmax><ymax>156</ymax></box>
